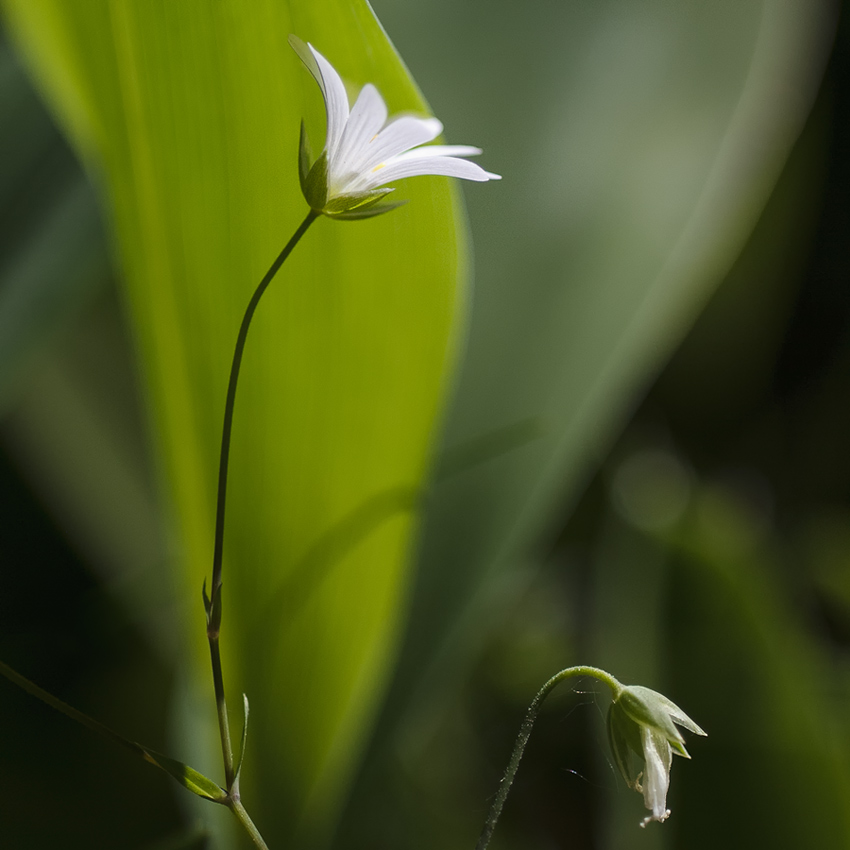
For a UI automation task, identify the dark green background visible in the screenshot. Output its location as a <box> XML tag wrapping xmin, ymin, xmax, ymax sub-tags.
<box><xmin>2</xmin><ymin>4</ymin><xmax>849</xmax><ymax>849</ymax></box>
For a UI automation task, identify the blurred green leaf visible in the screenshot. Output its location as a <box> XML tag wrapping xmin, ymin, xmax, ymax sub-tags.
<box><xmin>582</xmin><ymin>465</ymin><xmax>850</xmax><ymax>848</ymax></box>
<box><xmin>0</xmin><ymin>174</ymin><xmax>108</xmax><ymax>412</ymax></box>
<box><xmin>0</xmin><ymin>1</ymin><xmax>468</xmax><ymax>846</ymax></box>
<box><xmin>0</xmin><ymin>33</ymin><xmax>110</xmax><ymax>413</ymax></box>
<box><xmin>375</xmin><ymin>0</ymin><xmax>836</xmax><ymax>734</ymax></box>
<box><xmin>337</xmin><ymin>1</ymin><xmax>835</xmax><ymax>844</ymax></box>
<box><xmin>667</xmin><ymin>482</ymin><xmax>850</xmax><ymax>848</ymax></box>
<box><xmin>145</xmin><ymin>829</ymin><xmax>210</xmax><ymax>850</ymax></box>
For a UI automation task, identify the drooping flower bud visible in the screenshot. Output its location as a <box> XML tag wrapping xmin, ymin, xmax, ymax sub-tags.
<box><xmin>607</xmin><ymin>684</ymin><xmax>706</xmax><ymax>826</ymax></box>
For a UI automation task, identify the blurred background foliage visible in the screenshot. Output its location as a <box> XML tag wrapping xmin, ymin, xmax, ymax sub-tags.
<box><xmin>1</xmin><ymin>1</ymin><xmax>849</xmax><ymax>850</ymax></box>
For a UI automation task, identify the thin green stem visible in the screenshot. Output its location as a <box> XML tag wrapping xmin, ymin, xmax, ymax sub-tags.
<box><xmin>474</xmin><ymin>665</ymin><xmax>623</xmax><ymax>850</ymax></box>
<box><xmin>208</xmin><ymin>635</ymin><xmax>235</xmax><ymax>788</ymax></box>
<box><xmin>230</xmin><ymin>797</ymin><xmax>272</xmax><ymax>850</ymax></box>
<box><xmin>205</xmin><ymin>207</ymin><xmax>318</xmax><ymax>798</ymax></box>
<box><xmin>210</xmin><ymin>208</ymin><xmax>320</xmax><ymax>605</ymax></box>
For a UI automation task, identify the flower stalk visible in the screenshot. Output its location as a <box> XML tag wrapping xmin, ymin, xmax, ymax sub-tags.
<box><xmin>203</xmin><ymin>209</ymin><xmax>318</xmax><ymax>848</ymax></box>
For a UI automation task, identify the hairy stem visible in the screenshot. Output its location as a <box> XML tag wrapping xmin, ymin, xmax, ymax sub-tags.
<box><xmin>475</xmin><ymin>665</ymin><xmax>623</xmax><ymax>850</ymax></box>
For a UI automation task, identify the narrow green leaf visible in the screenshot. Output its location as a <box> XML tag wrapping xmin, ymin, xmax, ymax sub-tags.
<box><xmin>0</xmin><ymin>659</ymin><xmax>226</xmax><ymax>803</ymax></box>
<box><xmin>234</xmin><ymin>693</ymin><xmax>250</xmax><ymax>788</ymax></box>
<box><xmin>142</xmin><ymin>750</ymin><xmax>227</xmax><ymax>803</ymax></box>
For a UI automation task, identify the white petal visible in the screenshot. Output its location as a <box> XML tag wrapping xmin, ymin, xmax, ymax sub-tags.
<box><xmin>356</xmin><ymin>116</ymin><xmax>443</xmax><ymax>173</ymax></box>
<box><xmin>352</xmin><ymin>153</ymin><xmax>500</xmax><ymax>191</ymax></box>
<box><xmin>332</xmin><ymin>83</ymin><xmax>388</xmax><ymax>186</ymax></box>
<box><xmin>307</xmin><ymin>43</ymin><xmax>350</xmax><ymax>163</ymax></box>
<box><xmin>639</xmin><ymin>728</ymin><xmax>672</xmax><ymax>827</ymax></box>
<box><xmin>392</xmin><ymin>144</ymin><xmax>483</xmax><ymax>159</ymax></box>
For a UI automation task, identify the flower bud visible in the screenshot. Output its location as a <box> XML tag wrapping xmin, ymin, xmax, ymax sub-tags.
<box><xmin>607</xmin><ymin>684</ymin><xmax>706</xmax><ymax>826</ymax></box>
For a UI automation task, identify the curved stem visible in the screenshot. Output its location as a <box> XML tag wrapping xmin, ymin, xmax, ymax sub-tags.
<box><xmin>205</xmin><ymin>208</ymin><xmax>319</xmax><ymax>789</ymax></box>
<box><xmin>210</xmin><ymin>209</ymin><xmax>319</xmax><ymax>605</ymax></box>
<box><xmin>474</xmin><ymin>665</ymin><xmax>623</xmax><ymax>850</ymax></box>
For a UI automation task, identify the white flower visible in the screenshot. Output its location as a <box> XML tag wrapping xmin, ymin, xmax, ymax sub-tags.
<box><xmin>289</xmin><ymin>36</ymin><xmax>500</xmax><ymax>219</ymax></box>
<box><xmin>607</xmin><ymin>684</ymin><xmax>706</xmax><ymax>827</ymax></box>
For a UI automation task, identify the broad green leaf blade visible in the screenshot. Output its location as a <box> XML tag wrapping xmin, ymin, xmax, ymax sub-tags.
<box><xmin>1</xmin><ymin>1</ymin><xmax>469</xmax><ymax>845</ymax></box>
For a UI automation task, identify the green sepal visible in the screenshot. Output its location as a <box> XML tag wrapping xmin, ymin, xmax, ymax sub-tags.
<box><xmin>288</xmin><ymin>35</ymin><xmax>321</xmax><ymax>87</ymax></box>
<box><xmin>298</xmin><ymin>120</ymin><xmax>313</xmax><ymax>200</ymax></box>
<box><xmin>322</xmin><ymin>187</ymin><xmax>394</xmax><ymax>216</ymax></box>
<box><xmin>610</xmin><ymin>698</ymin><xmax>645</xmax><ymax>755</ymax></box>
<box><xmin>330</xmin><ymin>200</ymin><xmax>409</xmax><ymax>221</ymax></box>
<box><xmin>607</xmin><ymin>702</ymin><xmax>639</xmax><ymax>788</ymax></box>
<box><xmin>647</xmin><ymin>689</ymin><xmax>707</xmax><ymax>738</ymax></box>
<box><xmin>303</xmin><ymin>151</ymin><xmax>329</xmax><ymax>211</ymax></box>
<box><xmin>617</xmin><ymin>685</ymin><xmax>689</xmax><ymax>756</ymax></box>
